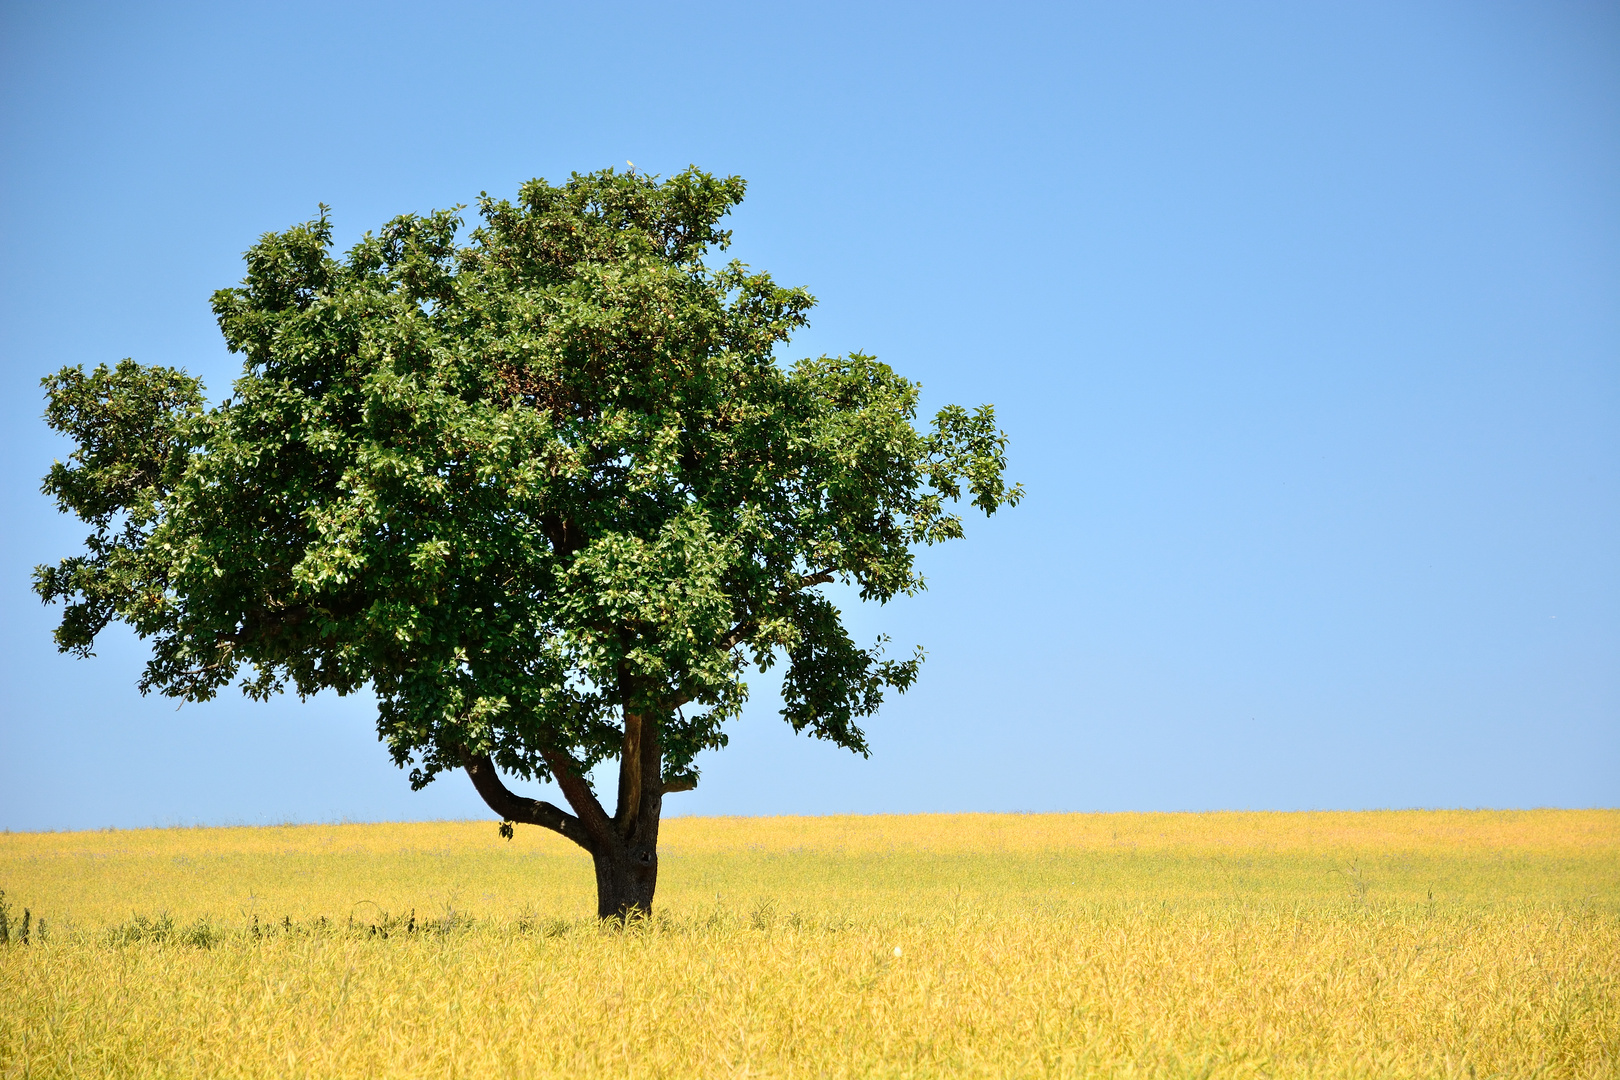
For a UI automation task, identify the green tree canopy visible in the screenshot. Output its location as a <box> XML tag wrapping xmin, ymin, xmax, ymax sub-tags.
<box><xmin>37</xmin><ymin>167</ymin><xmax>1021</xmax><ymax>916</ymax></box>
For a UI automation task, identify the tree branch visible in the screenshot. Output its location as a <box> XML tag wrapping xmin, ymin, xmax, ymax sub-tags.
<box><xmin>716</xmin><ymin>570</ymin><xmax>836</xmax><ymax>651</ymax></box>
<box><xmin>456</xmin><ymin>749</ymin><xmax>595</xmax><ymax>852</ymax></box>
<box><xmin>634</xmin><ymin>708</ymin><xmax>662</xmax><ymax>846</ymax></box>
<box><xmin>540</xmin><ymin>749</ymin><xmax>616</xmax><ymax>850</ymax></box>
<box><xmin>660</xmin><ymin>776</ymin><xmax>696</xmax><ymax>794</ymax></box>
<box><xmin>614</xmin><ymin>712</ymin><xmax>644</xmax><ymax>838</ymax></box>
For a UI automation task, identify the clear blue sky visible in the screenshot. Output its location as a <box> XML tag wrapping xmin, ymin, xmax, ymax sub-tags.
<box><xmin>2</xmin><ymin>1</ymin><xmax>1615</xmax><ymax>831</ymax></box>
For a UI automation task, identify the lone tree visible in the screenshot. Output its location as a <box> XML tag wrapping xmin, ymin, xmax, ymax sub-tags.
<box><xmin>36</xmin><ymin>167</ymin><xmax>1020</xmax><ymax>918</ymax></box>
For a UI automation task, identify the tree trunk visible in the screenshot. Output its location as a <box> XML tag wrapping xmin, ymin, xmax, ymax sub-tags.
<box><xmin>595</xmin><ymin>707</ymin><xmax>665</xmax><ymax>919</ymax></box>
<box><xmin>459</xmin><ymin>709</ymin><xmax>669</xmax><ymax>920</ymax></box>
<box><xmin>592</xmin><ymin>831</ymin><xmax>659</xmax><ymax>920</ymax></box>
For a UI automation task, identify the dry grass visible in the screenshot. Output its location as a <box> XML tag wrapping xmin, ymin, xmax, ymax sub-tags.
<box><xmin>3</xmin><ymin>810</ymin><xmax>1617</xmax><ymax>1077</ymax></box>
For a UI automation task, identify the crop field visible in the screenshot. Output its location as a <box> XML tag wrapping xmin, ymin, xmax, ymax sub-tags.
<box><xmin>2</xmin><ymin>809</ymin><xmax>1617</xmax><ymax>1078</ymax></box>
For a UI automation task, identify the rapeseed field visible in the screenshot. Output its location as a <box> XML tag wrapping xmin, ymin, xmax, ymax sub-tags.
<box><xmin>3</xmin><ymin>810</ymin><xmax>1616</xmax><ymax>1078</ymax></box>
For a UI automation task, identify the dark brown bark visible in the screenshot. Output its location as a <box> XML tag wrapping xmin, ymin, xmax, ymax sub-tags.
<box><xmin>595</xmin><ymin>705</ymin><xmax>666</xmax><ymax>919</ymax></box>
<box><xmin>591</xmin><ymin>838</ymin><xmax>658</xmax><ymax>920</ymax></box>
<box><xmin>457</xmin><ymin>714</ymin><xmax>671</xmax><ymax>920</ymax></box>
<box><xmin>540</xmin><ymin>748</ymin><xmax>616</xmax><ymax>849</ymax></box>
<box><xmin>614</xmin><ymin>712</ymin><xmax>645</xmax><ymax>837</ymax></box>
<box><xmin>456</xmin><ymin>748</ymin><xmax>595</xmax><ymax>849</ymax></box>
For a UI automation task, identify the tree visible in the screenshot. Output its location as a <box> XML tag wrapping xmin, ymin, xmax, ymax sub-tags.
<box><xmin>35</xmin><ymin>167</ymin><xmax>1021</xmax><ymax>918</ymax></box>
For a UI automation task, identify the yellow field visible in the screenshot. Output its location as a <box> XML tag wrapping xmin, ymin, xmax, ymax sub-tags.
<box><xmin>3</xmin><ymin>810</ymin><xmax>1617</xmax><ymax>1078</ymax></box>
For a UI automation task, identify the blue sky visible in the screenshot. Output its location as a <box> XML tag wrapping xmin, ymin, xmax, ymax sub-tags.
<box><xmin>1</xmin><ymin>1</ymin><xmax>1615</xmax><ymax>831</ymax></box>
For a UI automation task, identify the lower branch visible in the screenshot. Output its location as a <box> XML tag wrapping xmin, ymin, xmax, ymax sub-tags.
<box><xmin>541</xmin><ymin>749</ymin><xmax>617</xmax><ymax>850</ymax></box>
<box><xmin>456</xmin><ymin>749</ymin><xmax>596</xmax><ymax>852</ymax></box>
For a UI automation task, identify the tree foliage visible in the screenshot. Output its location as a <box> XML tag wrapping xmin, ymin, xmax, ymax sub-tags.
<box><xmin>37</xmin><ymin>167</ymin><xmax>1020</xmax><ymax>911</ymax></box>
